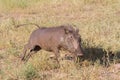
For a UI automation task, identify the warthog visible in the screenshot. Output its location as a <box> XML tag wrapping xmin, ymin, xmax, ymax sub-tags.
<box><xmin>16</xmin><ymin>24</ymin><xmax>83</xmax><ymax>62</ymax></box>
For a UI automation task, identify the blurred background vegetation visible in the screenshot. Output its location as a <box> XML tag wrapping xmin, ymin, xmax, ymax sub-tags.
<box><xmin>0</xmin><ymin>0</ymin><xmax>120</xmax><ymax>80</ymax></box>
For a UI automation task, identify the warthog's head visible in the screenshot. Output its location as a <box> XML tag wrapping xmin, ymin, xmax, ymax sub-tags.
<box><xmin>64</xmin><ymin>26</ymin><xmax>83</xmax><ymax>57</ymax></box>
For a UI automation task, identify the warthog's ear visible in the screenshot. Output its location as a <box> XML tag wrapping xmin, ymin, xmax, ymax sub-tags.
<box><xmin>63</xmin><ymin>26</ymin><xmax>74</xmax><ymax>34</ymax></box>
<box><xmin>65</xmin><ymin>29</ymin><xmax>69</xmax><ymax>34</ymax></box>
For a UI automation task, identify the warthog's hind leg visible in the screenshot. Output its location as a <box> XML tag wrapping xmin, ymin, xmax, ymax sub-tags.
<box><xmin>24</xmin><ymin>45</ymin><xmax>41</xmax><ymax>62</ymax></box>
<box><xmin>21</xmin><ymin>43</ymin><xmax>31</xmax><ymax>61</ymax></box>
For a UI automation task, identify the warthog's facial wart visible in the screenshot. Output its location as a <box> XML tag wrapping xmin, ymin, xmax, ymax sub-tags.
<box><xmin>60</xmin><ymin>37</ymin><xmax>64</xmax><ymax>42</ymax></box>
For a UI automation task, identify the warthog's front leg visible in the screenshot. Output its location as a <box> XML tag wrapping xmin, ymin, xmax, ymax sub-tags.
<box><xmin>53</xmin><ymin>48</ymin><xmax>60</xmax><ymax>65</ymax></box>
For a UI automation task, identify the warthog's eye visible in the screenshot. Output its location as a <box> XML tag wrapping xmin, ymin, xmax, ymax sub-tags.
<box><xmin>69</xmin><ymin>35</ymin><xmax>74</xmax><ymax>41</ymax></box>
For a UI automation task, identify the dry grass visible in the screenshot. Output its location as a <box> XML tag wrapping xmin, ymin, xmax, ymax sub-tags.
<box><xmin>0</xmin><ymin>0</ymin><xmax>120</xmax><ymax>80</ymax></box>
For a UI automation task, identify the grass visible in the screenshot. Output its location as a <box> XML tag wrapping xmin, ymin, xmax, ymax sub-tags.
<box><xmin>0</xmin><ymin>0</ymin><xmax>120</xmax><ymax>80</ymax></box>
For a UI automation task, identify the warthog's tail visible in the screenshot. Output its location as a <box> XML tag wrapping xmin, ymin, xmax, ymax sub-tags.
<box><xmin>15</xmin><ymin>23</ymin><xmax>40</xmax><ymax>28</ymax></box>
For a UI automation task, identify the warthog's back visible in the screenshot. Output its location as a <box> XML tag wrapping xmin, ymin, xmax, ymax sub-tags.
<box><xmin>29</xmin><ymin>27</ymin><xmax>65</xmax><ymax>51</ymax></box>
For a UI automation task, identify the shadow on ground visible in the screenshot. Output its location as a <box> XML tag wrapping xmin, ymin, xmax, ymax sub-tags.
<box><xmin>79</xmin><ymin>47</ymin><xmax>120</xmax><ymax>66</ymax></box>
